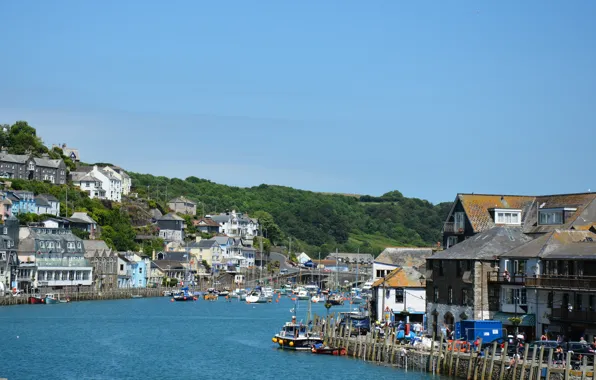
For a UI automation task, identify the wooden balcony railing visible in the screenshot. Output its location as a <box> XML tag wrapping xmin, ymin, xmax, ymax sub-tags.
<box><xmin>486</xmin><ymin>271</ymin><xmax>526</xmax><ymax>284</ymax></box>
<box><xmin>551</xmin><ymin>307</ymin><xmax>596</xmax><ymax>321</ymax></box>
<box><xmin>525</xmin><ymin>275</ymin><xmax>596</xmax><ymax>290</ymax></box>
<box><xmin>443</xmin><ymin>222</ymin><xmax>464</xmax><ymax>234</ymax></box>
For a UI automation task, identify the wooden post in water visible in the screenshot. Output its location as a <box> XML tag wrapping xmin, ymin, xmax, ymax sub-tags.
<box><xmin>537</xmin><ymin>346</ymin><xmax>545</xmax><ymax>380</ymax></box>
<box><xmin>528</xmin><ymin>345</ymin><xmax>538</xmax><ymax>380</ymax></box>
<box><xmin>481</xmin><ymin>348</ymin><xmax>489</xmax><ymax>380</ymax></box>
<box><xmin>437</xmin><ymin>334</ymin><xmax>445</xmax><ymax>375</ymax></box>
<box><xmin>488</xmin><ymin>341</ymin><xmax>498</xmax><ymax>380</ymax></box>
<box><xmin>545</xmin><ymin>348</ymin><xmax>554</xmax><ymax>380</ymax></box>
<box><xmin>499</xmin><ymin>342</ymin><xmax>509</xmax><ymax>380</ymax></box>
<box><xmin>519</xmin><ymin>344</ymin><xmax>530</xmax><ymax>380</ymax></box>
<box><xmin>429</xmin><ymin>333</ymin><xmax>436</xmax><ymax>373</ymax></box>
<box><xmin>564</xmin><ymin>351</ymin><xmax>572</xmax><ymax>380</ymax></box>
<box><xmin>449</xmin><ymin>345</ymin><xmax>456</xmax><ymax>377</ymax></box>
<box><xmin>468</xmin><ymin>338</ymin><xmax>481</xmax><ymax>380</ymax></box>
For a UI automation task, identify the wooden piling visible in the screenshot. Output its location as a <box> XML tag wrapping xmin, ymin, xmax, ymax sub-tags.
<box><xmin>528</xmin><ymin>345</ymin><xmax>538</xmax><ymax>380</ymax></box>
<box><xmin>429</xmin><ymin>333</ymin><xmax>436</xmax><ymax>373</ymax></box>
<box><xmin>520</xmin><ymin>344</ymin><xmax>530</xmax><ymax>380</ymax></box>
<box><xmin>581</xmin><ymin>355</ymin><xmax>587</xmax><ymax>380</ymax></box>
<box><xmin>499</xmin><ymin>342</ymin><xmax>509</xmax><ymax>380</ymax></box>
<box><xmin>564</xmin><ymin>351</ymin><xmax>571</xmax><ymax>380</ymax></box>
<box><xmin>480</xmin><ymin>348</ymin><xmax>489</xmax><ymax>380</ymax></box>
<box><xmin>537</xmin><ymin>346</ymin><xmax>545</xmax><ymax>380</ymax></box>
<box><xmin>488</xmin><ymin>341</ymin><xmax>498</xmax><ymax>380</ymax></box>
<box><xmin>437</xmin><ymin>334</ymin><xmax>445</xmax><ymax>375</ymax></box>
<box><xmin>545</xmin><ymin>348</ymin><xmax>554</xmax><ymax>380</ymax></box>
<box><xmin>449</xmin><ymin>345</ymin><xmax>456</xmax><ymax>377</ymax></box>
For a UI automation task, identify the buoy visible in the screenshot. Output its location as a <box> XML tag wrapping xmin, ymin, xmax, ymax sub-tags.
<box><xmin>291</xmin><ymin>298</ymin><xmax>296</xmax><ymax>301</ymax></box>
<box><xmin>278</xmin><ymin>340</ymin><xmax>284</xmax><ymax>345</ymax></box>
<box><xmin>272</xmin><ymin>337</ymin><xmax>278</xmax><ymax>343</ymax></box>
<box><xmin>275</xmin><ymin>299</ymin><xmax>279</xmax><ymax>303</ymax></box>
<box><xmin>193</xmin><ymin>297</ymin><xmax>197</xmax><ymax>301</ymax></box>
<box><xmin>170</xmin><ymin>298</ymin><xmax>174</xmax><ymax>302</ymax></box>
<box><xmin>289</xmin><ymin>341</ymin><xmax>294</xmax><ymax>347</ymax></box>
<box><xmin>184</xmin><ymin>297</ymin><xmax>187</xmax><ymax>300</ymax></box>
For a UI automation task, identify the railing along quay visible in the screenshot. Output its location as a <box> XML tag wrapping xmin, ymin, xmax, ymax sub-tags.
<box><xmin>0</xmin><ymin>287</ymin><xmax>172</xmax><ymax>306</ymax></box>
<box><xmin>312</xmin><ymin>312</ymin><xmax>594</xmax><ymax>380</ymax></box>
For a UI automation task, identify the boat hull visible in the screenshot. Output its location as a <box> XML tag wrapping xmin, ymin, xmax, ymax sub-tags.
<box><xmin>311</xmin><ymin>347</ymin><xmax>347</xmax><ymax>356</ymax></box>
<box><xmin>273</xmin><ymin>335</ymin><xmax>324</xmax><ymax>350</ymax></box>
<box><xmin>29</xmin><ymin>297</ymin><xmax>45</xmax><ymax>304</ymax></box>
<box><xmin>246</xmin><ymin>296</ymin><xmax>268</xmax><ymax>303</ymax></box>
<box><xmin>45</xmin><ymin>297</ymin><xmax>58</xmax><ymax>304</ymax></box>
<box><xmin>173</xmin><ymin>296</ymin><xmax>196</xmax><ymax>301</ymax></box>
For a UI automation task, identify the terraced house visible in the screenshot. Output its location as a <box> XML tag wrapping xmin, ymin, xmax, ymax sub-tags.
<box><xmin>0</xmin><ymin>216</ymin><xmax>19</xmax><ymax>295</ymax></box>
<box><xmin>0</xmin><ymin>150</ymin><xmax>67</xmax><ymax>184</ymax></box>
<box><xmin>426</xmin><ymin>192</ymin><xmax>596</xmax><ymax>341</ymax></box>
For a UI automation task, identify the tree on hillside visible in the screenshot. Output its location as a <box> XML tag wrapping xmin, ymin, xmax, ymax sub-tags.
<box><xmin>251</xmin><ymin>211</ymin><xmax>282</xmax><ymax>245</ymax></box>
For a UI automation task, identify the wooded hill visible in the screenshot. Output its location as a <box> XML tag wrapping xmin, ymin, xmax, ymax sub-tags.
<box><xmin>129</xmin><ymin>173</ymin><xmax>452</xmax><ymax>256</ymax></box>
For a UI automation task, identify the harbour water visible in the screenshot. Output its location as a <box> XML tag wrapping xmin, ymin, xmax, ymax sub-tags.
<box><xmin>0</xmin><ymin>296</ymin><xmax>434</xmax><ymax>380</ymax></box>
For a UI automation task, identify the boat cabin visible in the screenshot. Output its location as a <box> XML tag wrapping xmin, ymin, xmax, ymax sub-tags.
<box><xmin>279</xmin><ymin>323</ymin><xmax>309</xmax><ymax>338</ymax></box>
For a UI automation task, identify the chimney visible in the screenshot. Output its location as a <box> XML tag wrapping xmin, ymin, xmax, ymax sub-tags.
<box><xmin>152</xmin><ymin>250</ymin><xmax>156</xmax><ymax>261</ymax></box>
<box><xmin>62</xmin><ymin>143</ymin><xmax>66</xmax><ymax>149</ymax></box>
<box><xmin>195</xmin><ymin>236</ymin><xmax>202</xmax><ymax>243</ymax></box>
<box><xmin>0</xmin><ymin>147</ymin><xmax>7</xmax><ymax>155</ymax></box>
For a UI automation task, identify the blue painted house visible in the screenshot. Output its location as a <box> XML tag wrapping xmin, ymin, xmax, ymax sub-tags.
<box><xmin>7</xmin><ymin>190</ymin><xmax>36</xmax><ymax>215</ymax></box>
<box><xmin>117</xmin><ymin>252</ymin><xmax>148</xmax><ymax>288</ymax></box>
<box><xmin>130</xmin><ymin>259</ymin><xmax>147</xmax><ymax>288</ymax></box>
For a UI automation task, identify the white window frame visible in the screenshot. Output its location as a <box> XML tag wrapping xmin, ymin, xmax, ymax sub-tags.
<box><xmin>494</xmin><ymin>209</ymin><xmax>522</xmax><ymax>225</ymax></box>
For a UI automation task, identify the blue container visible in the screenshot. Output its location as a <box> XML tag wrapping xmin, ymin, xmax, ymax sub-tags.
<box><xmin>455</xmin><ymin>320</ymin><xmax>503</xmax><ymax>343</ymax></box>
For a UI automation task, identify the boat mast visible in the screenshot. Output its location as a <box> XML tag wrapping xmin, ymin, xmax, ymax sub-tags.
<box><xmin>356</xmin><ymin>247</ymin><xmax>359</xmax><ymax>290</ymax></box>
<box><xmin>259</xmin><ymin>224</ymin><xmax>263</xmax><ymax>287</ymax></box>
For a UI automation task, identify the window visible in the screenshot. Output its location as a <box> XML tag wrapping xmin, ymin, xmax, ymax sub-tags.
<box><xmin>448</xmin><ymin>287</ymin><xmax>453</xmax><ymax>305</ymax></box>
<box><xmin>548</xmin><ymin>292</ymin><xmax>554</xmax><ymax>308</ymax></box>
<box><xmin>495</xmin><ymin>209</ymin><xmax>522</xmax><ymax>225</ymax></box>
<box><xmin>76</xmin><ymin>242</ymin><xmax>82</xmax><ymax>249</ymax></box>
<box><xmin>39</xmin><ymin>241</ymin><xmax>45</xmax><ymax>248</ymax></box>
<box><xmin>575</xmin><ymin>294</ymin><xmax>583</xmax><ymax>310</ymax></box>
<box><xmin>47</xmin><ymin>241</ymin><xmax>54</xmax><ymax>249</ymax></box>
<box><xmin>120</xmin><ymin>264</ymin><xmax>124</xmax><ymax>271</ymax></box>
<box><xmin>457</xmin><ymin>261</ymin><xmax>465</xmax><ymax>277</ymax></box>
<box><xmin>433</xmin><ymin>286</ymin><xmax>439</xmax><ymax>303</ymax></box>
<box><xmin>139</xmin><ymin>267</ymin><xmax>143</xmax><ymax>274</ymax></box>
<box><xmin>446</xmin><ymin>236</ymin><xmax>458</xmax><ymax>249</ymax></box>
<box><xmin>462</xmin><ymin>289</ymin><xmax>469</xmax><ymax>306</ymax></box>
<box><xmin>395</xmin><ymin>288</ymin><xmax>404</xmax><ymax>303</ymax></box>
<box><xmin>454</xmin><ymin>212</ymin><xmax>465</xmax><ymax>230</ymax></box>
<box><xmin>539</xmin><ymin>210</ymin><xmax>564</xmax><ymax>225</ymax></box>
<box><xmin>2</xmin><ymin>227</ymin><xmax>6</xmax><ymax>235</ymax></box>
<box><xmin>563</xmin><ymin>293</ymin><xmax>569</xmax><ymax>308</ymax></box>
<box><xmin>439</xmin><ymin>261</ymin><xmax>444</xmax><ymax>276</ymax></box>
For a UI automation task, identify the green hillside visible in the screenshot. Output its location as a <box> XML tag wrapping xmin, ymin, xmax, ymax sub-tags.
<box><xmin>129</xmin><ymin>173</ymin><xmax>452</xmax><ymax>255</ymax></box>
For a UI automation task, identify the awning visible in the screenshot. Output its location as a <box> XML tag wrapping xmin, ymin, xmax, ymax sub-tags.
<box><xmin>493</xmin><ymin>312</ymin><xmax>536</xmax><ymax>327</ymax></box>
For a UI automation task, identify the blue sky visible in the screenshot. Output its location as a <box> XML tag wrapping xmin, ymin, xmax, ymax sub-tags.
<box><xmin>1</xmin><ymin>1</ymin><xmax>595</xmax><ymax>203</ymax></box>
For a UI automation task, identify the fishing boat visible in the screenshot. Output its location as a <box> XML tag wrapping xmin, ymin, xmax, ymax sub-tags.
<box><xmin>272</xmin><ymin>315</ymin><xmax>323</xmax><ymax>350</ymax></box>
<box><xmin>44</xmin><ymin>294</ymin><xmax>58</xmax><ymax>304</ymax></box>
<box><xmin>204</xmin><ymin>288</ymin><xmax>218</xmax><ymax>301</ymax></box>
<box><xmin>162</xmin><ymin>291</ymin><xmax>172</xmax><ymax>297</ymax></box>
<box><xmin>311</xmin><ymin>343</ymin><xmax>347</xmax><ymax>356</ymax></box>
<box><xmin>297</xmin><ymin>289</ymin><xmax>310</xmax><ymax>300</ymax></box>
<box><xmin>327</xmin><ymin>293</ymin><xmax>344</xmax><ymax>306</ymax></box>
<box><xmin>246</xmin><ymin>288</ymin><xmax>268</xmax><ymax>304</ymax></box>
<box><xmin>29</xmin><ymin>295</ymin><xmax>45</xmax><ymax>304</ymax></box>
<box><xmin>172</xmin><ymin>287</ymin><xmax>197</xmax><ymax>302</ymax></box>
<box><xmin>231</xmin><ymin>289</ymin><xmax>247</xmax><ymax>301</ymax></box>
<box><xmin>350</xmin><ymin>288</ymin><xmax>363</xmax><ymax>304</ymax></box>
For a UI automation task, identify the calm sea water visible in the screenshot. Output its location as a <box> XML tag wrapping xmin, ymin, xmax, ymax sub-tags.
<box><xmin>0</xmin><ymin>296</ymin><xmax>435</xmax><ymax>380</ymax></box>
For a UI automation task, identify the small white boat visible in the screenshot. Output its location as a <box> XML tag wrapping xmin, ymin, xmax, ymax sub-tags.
<box><xmin>246</xmin><ymin>290</ymin><xmax>268</xmax><ymax>304</ymax></box>
<box><xmin>311</xmin><ymin>295</ymin><xmax>320</xmax><ymax>303</ymax></box>
<box><xmin>232</xmin><ymin>289</ymin><xmax>248</xmax><ymax>301</ymax></box>
<box><xmin>262</xmin><ymin>287</ymin><xmax>274</xmax><ymax>300</ymax></box>
<box><xmin>163</xmin><ymin>291</ymin><xmax>172</xmax><ymax>297</ymax></box>
<box><xmin>131</xmin><ymin>295</ymin><xmax>143</xmax><ymax>299</ymax></box>
<box><xmin>297</xmin><ymin>290</ymin><xmax>310</xmax><ymax>300</ymax></box>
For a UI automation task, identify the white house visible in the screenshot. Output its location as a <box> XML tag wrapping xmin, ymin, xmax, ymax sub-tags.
<box><xmin>373</xmin><ymin>266</ymin><xmax>427</xmax><ymax>324</ymax></box>
<box><xmin>208</xmin><ymin>210</ymin><xmax>259</xmax><ymax>238</ymax></box>
<box><xmin>297</xmin><ymin>252</ymin><xmax>311</xmax><ymax>264</ymax></box>
<box><xmin>71</xmin><ymin>172</ymin><xmax>106</xmax><ymax>200</ymax></box>
<box><xmin>35</xmin><ymin>194</ymin><xmax>61</xmax><ymax>216</ymax></box>
<box><xmin>103</xmin><ymin>166</ymin><xmax>131</xmax><ymax>196</ymax></box>
<box><xmin>70</xmin><ymin>165</ymin><xmax>122</xmax><ymax>202</ymax></box>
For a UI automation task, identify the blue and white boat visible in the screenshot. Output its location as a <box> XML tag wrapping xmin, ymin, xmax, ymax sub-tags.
<box><xmin>172</xmin><ymin>287</ymin><xmax>196</xmax><ymax>302</ymax></box>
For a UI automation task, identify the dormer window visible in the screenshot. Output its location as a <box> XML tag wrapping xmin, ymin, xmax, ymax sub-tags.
<box><xmin>494</xmin><ymin>209</ymin><xmax>522</xmax><ymax>225</ymax></box>
<box><xmin>28</xmin><ymin>162</ymin><xmax>35</xmax><ymax>171</ymax></box>
<box><xmin>538</xmin><ymin>208</ymin><xmax>575</xmax><ymax>225</ymax></box>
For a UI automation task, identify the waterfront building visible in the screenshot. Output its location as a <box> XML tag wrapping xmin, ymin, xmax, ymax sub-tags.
<box><xmin>152</xmin><ymin>260</ymin><xmax>187</xmax><ymax>286</ymax></box>
<box><xmin>373</xmin><ymin>248</ymin><xmax>431</xmax><ymax>282</ymax></box>
<box><xmin>0</xmin><ymin>216</ymin><xmax>19</xmax><ymax>294</ymax></box>
<box><xmin>0</xmin><ymin>150</ymin><xmax>67</xmax><ymax>185</ymax></box>
<box><xmin>7</xmin><ymin>190</ymin><xmax>36</xmax><ymax>215</ymax></box>
<box><xmin>372</xmin><ymin>266</ymin><xmax>426</xmax><ymax>325</ymax></box>
<box><xmin>188</xmin><ymin>237</ymin><xmax>221</xmax><ymax>269</ymax></box>
<box><xmin>208</xmin><ymin>210</ymin><xmax>259</xmax><ymax>238</ymax></box>
<box><xmin>17</xmin><ymin>224</ymin><xmax>93</xmax><ymax>292</ymax></box>
<box><xmin>157</xmin><ymin>213</ymin><xmax>185</xmax><ymax>242</ymax></box>
<box><xmin>84</xmin><ymin>240</ymin><xmax>117</xmax><ymax>290</ymax></box>
<box><xmin>168</xmin><ymin>196</ymin><xmax>196</xmax><ymax>216</ymax></box>
<box><xmin>35</xmin><ymin>194</ymin><xmax>60</xmax><ymax>216</ymax></box>
<box><xmin>427</xmin><ymin>191</ymin><xmax>596</xmax><ymax>341</ymax></box>
<box><xmin>148</xmin><ymin>261</ymin><xmax>165</xmax><ymax>287</ymax></box>
<box><xmin>117</xmin><ymin>254</ymin><xmax>133</xmax><ymax>288</ymax></box>
<box><xmin>120</xmin><ymin>252</ymin><xmax>149</xmax><ymax>288</ymax></box>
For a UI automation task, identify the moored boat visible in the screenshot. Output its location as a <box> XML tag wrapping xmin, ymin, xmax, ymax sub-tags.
<box><xmin>272</xmin><ymin>316</ymin><xmax>323</xmax><ymax>350</ymax></box>
<box><xmin>327</xmin><ymin>294</ymin><xmax>344</xmax><ymax>306</ymax></box>
<box><xmin>246</xmin><ymin>289</ymin><xmax>268</xmax><ymax>304</ymax></box>
<box><xmin>172</xmin><ymin>287</ymin><xmax>197</xmax><ymax>302</ymax></box>
<box><xmin>311</xmin><ymin>295</ymin><xmax>320</xmax><ymax>303</ymax></box>
<box><xmin>311</xmin><ymin>343</ymin><xmax>347</xmax><ymax>356</ymax></box>
<box><xmin>45</xmin><ymin>294</ymin><xmax>58</xmax><ymax>304</ymax></box>
<box><xmin>297</xmin><ymin>290</ymin><xmax>310</xmax><ymax>300</ymax></box>
<box><xmin>29</xmin><ymin>295</ymin><xmax>45</xmax><ymax>304</ymax></box>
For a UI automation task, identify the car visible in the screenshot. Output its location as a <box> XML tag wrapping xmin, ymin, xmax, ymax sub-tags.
<box><xmin>564</xmin><ymin>342</ymin><xmax>595</xmax><ymax>363</ymax></box>
<box><xmin>280</xmin><ymin>269</ymin><xmax>288</xmax><ymax>274</ymax></box>
<box><xmin>480</xmin><ymin>336</ymin><xmax>520</xmax><ymax>357</ymax></box>
<box><xmin>529</xmin><ymin>340</ymin><xmax>559</xmax><ymax>350</ymax></box>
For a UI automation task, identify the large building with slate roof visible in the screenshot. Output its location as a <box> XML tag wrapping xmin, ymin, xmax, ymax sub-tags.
<box><xmin>0</xmin><ymin>149</ymin><xmax>67</xmax><ymax>184</ymax></box>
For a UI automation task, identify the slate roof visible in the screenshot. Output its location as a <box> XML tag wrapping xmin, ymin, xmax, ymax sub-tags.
<box><xmin>159</xmin><ymin>213</ymin><xmax>184</xmax><ymax>221</ymax></box>
<box><xmin>118</xmin><ymin>254</ymin><xmax>131</xmax><ymax>263</ymax></box>
<box><xmin>523</xmin><ymin>193</ymin><xmax>596</xmax><ymax>234</ymax></box>
<box><xmin>169</xmin><ymin>196</ymin><xmax>196</xmax><ymax>205</ymax></box>
<box><xmin>430</xmin><ymin>226</ymin><xmax>534</xmax><ymax>260</ymax></box>
<box><xmin>70</xmin><ymin>212</ymin><xmax>97</xmax><ymax>225</ymax></box>
<box><xmin>503</xmin><ymin>230</ymin><xmax>596</xmax><ymax>259</ymax></box>
<box><xmin>213</xmin><ymin>236</ymin><xmax>233</xmax><ymax>245</ymax></box>
<box><xmin>372</xmin><ymin>266</ymin><xmax>426</xmax><ymax>288</ymax></box>
<box><xmin>455</xmin><ymin>194</ymin><xmax>535</xmax><ymax>233</ymax></box>
<box><xmin>194</xmin><ymin>217</ymin><xmax>219</xmax><ymax>227</ymax></box>
<box><xmin>152</xmin><ymin>260</ymin><xmax>186</xmax><ymax>270</ymax></box>
<box><xmin>375</xmin><ymin>247</ymin><xmax>433</xmax><ymax>269</ymax></box>
<box><xmin>0</xmin><ymin>152</ymin><xmax>28</xmax><ymax>164</ymax></box>
<box><xmin>157</xmin><ymin>251</ymin><xmax>188</xmax><ymax>261</ymax></box>
<box><xmin>39</xmin><ymin>194</ymin><xmax>58</xmax><ymax>202</ymax></box>
<box><xmin>83</xmin><ymin>240</ymin><xmax>110</xmax><ymax>252</ymax></box>
<box><xmin>189</xmin><ymin>239</ymin><xmax>218</xmax><ymax>249</ymax></box>
<box><xmin>33</xmin><ymin>156</ymin><xmax>63</xmax><ymax>168</ymax></box>
<box><xmin>71</xmin><ymin>172</ymin><xmax>102</xmax><ymax>183</ymax></box>
<box><xmin>35</xmin><ymin>195</ymin><xmax>50</xmax><ymax>207</ymax></box>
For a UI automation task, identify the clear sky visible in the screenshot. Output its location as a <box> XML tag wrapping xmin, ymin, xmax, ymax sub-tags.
<box><xmin>1</xmin><ymin>1</ymin><xmax>595</xmax><ymax>203</ymax></box>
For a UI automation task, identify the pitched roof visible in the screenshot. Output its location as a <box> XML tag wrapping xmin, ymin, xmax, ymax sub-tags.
<box><xmin>169</xmin><ymin>196</ymin><xmax>196</xmax><ymax>205</ymax></box>
<box><xmin>33</xmin><ymin>156</ymin><xmax>63</xmax><ymax>168</ymax></box>
<box><xmin>83</xmin><ymin>240</ymin><xmax>110</xmax><ymax>252</ymax></box>
<box><xmin>523</xmin><ymin>193</ymin><xmax>596</xmax><ymax>234</ymax></box>
<box><xmin>189</xmin><ymin>239</ymin><xmax>218</xmax><ymax>248</ymax></box>
<box><xmin>70</xmin><ymin>212</ymin><xmax>97</xmax><ymax>224</ymax></box>
<box><xmin>117</xmin><ymin>254</ymin><xmax>131</xmax><ymax>263</ymax></box>
<box><xmin>159</xmin><ymin>213</ymin><xmax>184</xmax><ymax>221</ymax></box>
<box><xmin>431</xmin><ymin>226</ymin><xmax>534</xmax><ymax>260</ymax></box>
<box><xmin>152</xmin><ymin>260</ymin><xmax>186</xmax><ymax>270</ymax></box>
<box><xmin>372</xmin><ymin>266</ymin><xmax>426</xmax><ymax>288</ymax></box>
<box><xmin>375</xmin><ymin>247</ymin><xmax>433</xmax><ymax>269</ymax></box>
<box><xmin>0</xmin><ymin>152</ymin><xmax>28</xmax><ymax>164</ymax></box>
<box><xmin>213</xmin><ymin>236</ymin><xmax>232</xmax><ymax>245</ymax></box>
<box><xmin>503</xmin><ymin>230</ymin><xmax>596</xmax><ymax>259</ymax></box>
<box><xmin>39</xmin><ymin>193</ymin><xmax>58</xmax><ymax>202</ymax></box>
<box><xmin>455</xmin><ymin>194</ymin><xmax>535</xmax><ymax>233</ymax></box>
<box><xmin>157</xmin><ymin>251</ymin><xmax>188</xmax><ymax>261</ymax></box>
<box><xmin>193</xmin><ymin>217</ymin><xmax>219</xmax><ymax>227</ymax></box>
<box><xmin>35</xmin><ymin>195</ymin><xmax>50</xmax><ymax>207</ymax></box>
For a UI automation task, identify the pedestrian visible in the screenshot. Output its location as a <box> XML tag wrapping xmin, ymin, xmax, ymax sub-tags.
<box><xmin>580</xmin><ymin>336</ymin><xmax>587</xmax><ymax>344</ymax></box>
<box><xmin>474</xmin><ymin>336</ymin><xmax>481</xmax><ymax>352</ymax></box>
<box><xmin>540</xmin><ymin>333</ymin><xmax>548</xmax><ymax>341</ymax></box>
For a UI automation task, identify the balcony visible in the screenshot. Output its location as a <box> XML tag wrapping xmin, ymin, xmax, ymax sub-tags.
<box><xmin>36</xmin><ymin>258</ymin><xmax>92</xmax><ymax>268</ymax></box>
<box><xmin>443</xmin><ymin>222</ymin><xmax>464</xmax><ymax>234</ymax></box>
<box><xmin>525</xmin><ymin>275</ymin><xmax>596</xmax><ymax>291</ymax></box>
<box><xmin>551</xmin><ymin>307</ymin><xmax>596</xmax><ymax>322</ymax></box>
<box><xmin>487</xmin><ymin>271</ymin><xmax>526</xmax><ymax>285</ymax></box>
